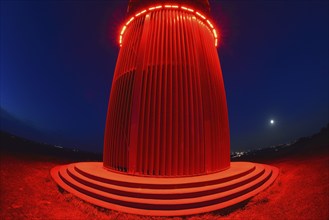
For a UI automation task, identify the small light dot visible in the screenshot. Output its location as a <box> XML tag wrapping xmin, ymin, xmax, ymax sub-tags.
<box><xmin>270</xmin><ymin>119</ymin><xmax>274</xmax><ymax>125</ymax></box>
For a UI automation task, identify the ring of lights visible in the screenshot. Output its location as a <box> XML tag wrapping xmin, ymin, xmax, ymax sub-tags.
<box><xmin>119</xmin><ymin>4</ymin><xmax>218</xmax><ymax>47</ymax></box>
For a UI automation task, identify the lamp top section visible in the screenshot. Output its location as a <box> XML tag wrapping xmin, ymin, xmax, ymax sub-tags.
<box><xmin>128</xmin><ymin>0</ymin><xmax>210</xmax><ymax>15</ymax></box>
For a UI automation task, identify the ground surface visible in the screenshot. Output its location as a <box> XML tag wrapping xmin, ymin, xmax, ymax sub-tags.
<box><xmin>0</xmin><ymin>129</ymin><xmax>328</xmax><ymax>220</ymax></box>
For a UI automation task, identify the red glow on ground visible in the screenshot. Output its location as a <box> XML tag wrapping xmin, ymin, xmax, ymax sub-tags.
<box><xmin>1</xmin><ymin>129</ymin><xmax>328</xmax><ymax>219</ymax></box>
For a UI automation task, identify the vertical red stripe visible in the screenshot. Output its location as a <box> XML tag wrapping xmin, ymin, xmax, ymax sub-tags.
<box><xmin>104</xmin><ymin>8</ymin><xmax>230</xmax><ymax>177</ymax></box>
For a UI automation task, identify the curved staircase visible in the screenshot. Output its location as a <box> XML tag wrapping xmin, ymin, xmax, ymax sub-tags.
<box><xmin>51</xmin><ymin>162</ymin><xmax>278</xmax><ymax>216</ymax></box>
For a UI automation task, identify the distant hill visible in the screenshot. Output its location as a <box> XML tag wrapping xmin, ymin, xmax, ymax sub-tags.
<box><xmin>1</xmin><ymin>124</ymin><xmax>328</xmax><ymax>163</ymax></box>
<box><xmin>0</xmin><ymin>108</ymin><xmax>45</xmax><ymax>141</ymax></box>
<box><xmin>0</xmin><ymin>107</ymin><xmax>65</xmax><ymax>149</ymax></box>
<box><xmin>0</xmin><ymin>131</ymin><xmax>102</xmax><ymax>162</ymax></box>
<box><xmin>232</xmin><ymin>124</ymin><xmax>329</xmax><ymax>162</ymax></box>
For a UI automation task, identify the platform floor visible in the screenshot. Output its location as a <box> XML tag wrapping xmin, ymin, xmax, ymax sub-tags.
<box><xmin>51</xmin><ymin>162</ymin><xmax>278</xmax><ymax>216</ymax></box>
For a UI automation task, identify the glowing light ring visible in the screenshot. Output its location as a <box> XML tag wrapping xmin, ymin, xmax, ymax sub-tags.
<box><xmin>119</xmin><ymin>5</ymin><xmax>218</xmax><ymax>47</ymax></box>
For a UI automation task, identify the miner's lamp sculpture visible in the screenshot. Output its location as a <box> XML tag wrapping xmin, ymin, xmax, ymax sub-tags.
<box><xmin>51</xmin><ymin>0</ymin><xmax>278</xmax><ymax>216</ymax></box>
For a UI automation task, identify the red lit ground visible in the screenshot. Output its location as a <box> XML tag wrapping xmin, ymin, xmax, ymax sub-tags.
<box><xmin>0</xmin><ymin>132</ymin><xmax>328</xmax><ymax>219</ymax></box>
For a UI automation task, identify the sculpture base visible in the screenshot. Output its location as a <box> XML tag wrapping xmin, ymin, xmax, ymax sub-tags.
<box><xmin>51</xmin><ymin>162</ymin><xmax>278</xmax><ymax>216</ymax></box>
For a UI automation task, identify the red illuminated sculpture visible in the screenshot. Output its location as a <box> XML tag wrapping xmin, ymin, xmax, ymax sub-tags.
<box><xmin>51</xmin><ymin>0</ymin><xmax>278</xmax><ymax>216</ymax></box>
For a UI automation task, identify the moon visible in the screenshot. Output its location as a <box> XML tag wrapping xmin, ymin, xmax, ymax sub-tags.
<box><xmin>270</xmin><ymin>119</ymin><xmax>275</xmax><ymax>125</ymax></box>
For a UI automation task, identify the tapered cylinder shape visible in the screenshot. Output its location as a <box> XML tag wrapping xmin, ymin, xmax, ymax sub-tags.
<box><xmin>103</xmin><ymin>3</ymin><xmax>230</xmax><ymax>177</ymax></box>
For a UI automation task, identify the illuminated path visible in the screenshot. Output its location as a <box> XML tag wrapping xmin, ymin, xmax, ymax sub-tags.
<box><xmin>51</xmin><ymin>0</ymin><xmax>278</xmax><ymax>216</ymax></box>
<box><xmin>51</xmin><ymin>162</ymin><xmax>278</xmax><ymax>216</ymax></box>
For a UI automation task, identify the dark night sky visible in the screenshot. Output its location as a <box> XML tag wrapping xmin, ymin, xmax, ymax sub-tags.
<box><xmin>1</xmin><ymin>0</ymin><xmax>328</xmax><ymax>153</ymax></box>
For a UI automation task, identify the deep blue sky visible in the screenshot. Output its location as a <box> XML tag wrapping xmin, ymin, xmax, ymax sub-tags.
<box><xmin>1</xmin><ymin>1</ymin><xmax>328</xmax><ymax>153</ymax></box>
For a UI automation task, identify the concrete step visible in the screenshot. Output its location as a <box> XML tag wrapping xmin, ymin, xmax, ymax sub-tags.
<box><xmin>66</xmin><ymin>163</ymin><xmax>265</xmax><ymax>199</ymax></box>
<box><xmin>51</xmin><ymin>162</ymin><xmax>278</xmax><ymax>216</ymax></box>
<box><xmin>73</xmin><ymin>162</ymin><xmax>256</xmax><ymax>189</ymax></box>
